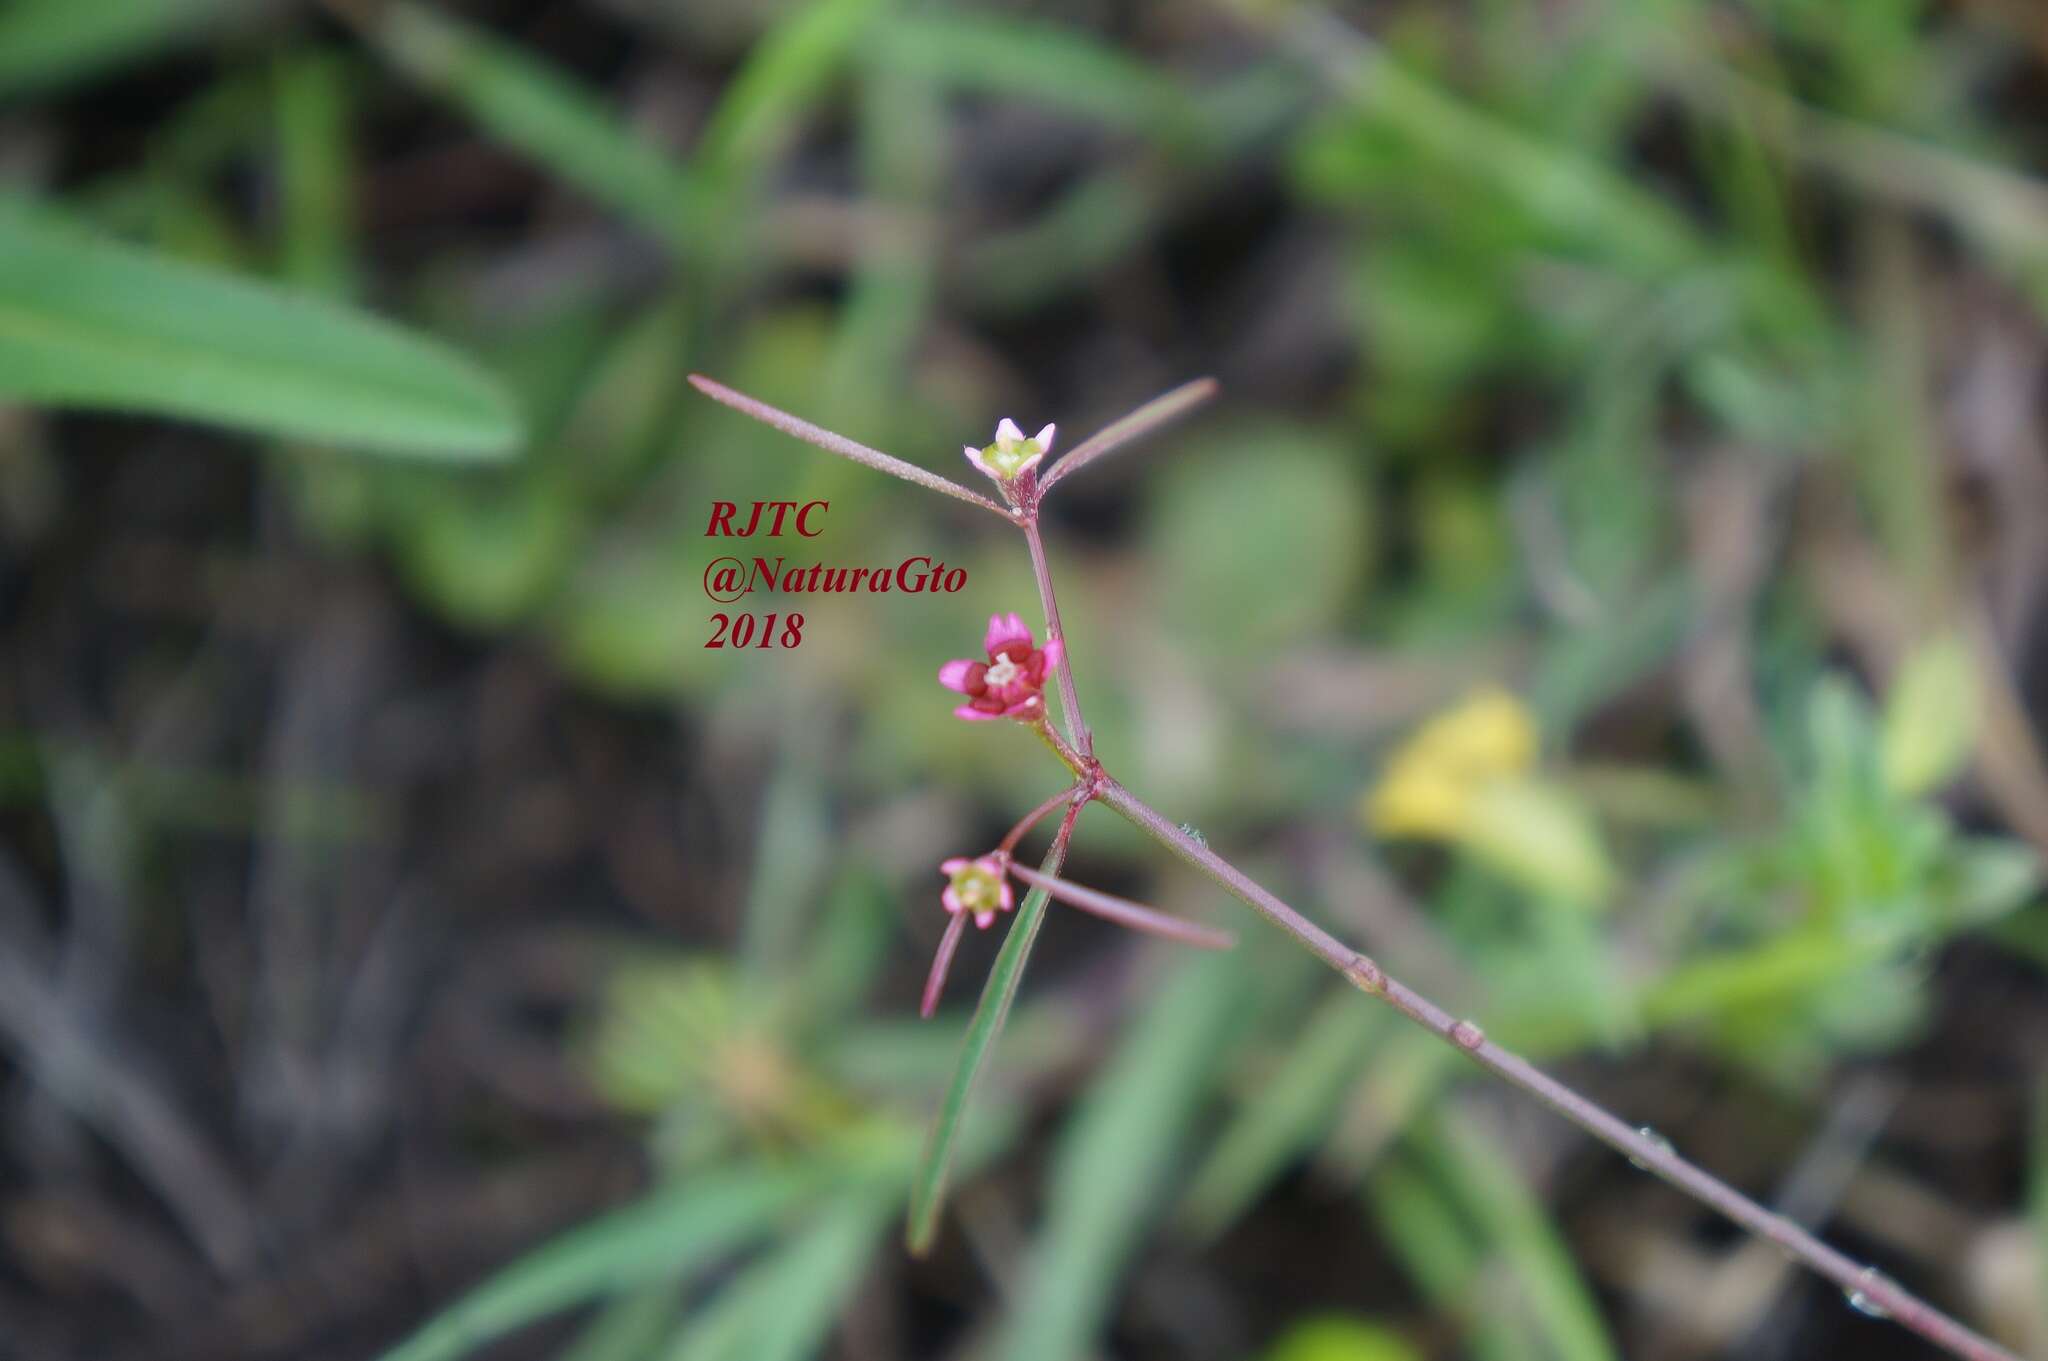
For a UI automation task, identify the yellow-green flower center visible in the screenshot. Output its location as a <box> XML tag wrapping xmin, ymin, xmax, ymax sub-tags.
<box><xmin>981</xmin><ymin>438</ymin><xmax>1039</xmax><ymax>478</ymax></box>
<box><xmin>954</xmin><ymin>866</ymin><xmax>1000</xmax><ymax>908</ymax></box>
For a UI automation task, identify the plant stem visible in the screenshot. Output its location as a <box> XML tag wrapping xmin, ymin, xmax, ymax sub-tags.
<box><xmin>1000</xmin><ymin>785</ymin><xmax>1086</xmax><ymax>858</ymax></box>
<box><xmin>1092</xmin><ymin>777</ymin><xmax>2020</xmax><ymax>1361</ymax></box>
<box><xmin>1022</xmin><ymin>515</ymin><xmax>1092</xmax><ymax>757</ymax></box>
<box><xmin>1007</xmin><ymin>862</ymin><xmax>1237</xmax><ymax>951</ymax></box>
<box><xmin>1029</xmin><ymin>714</ymin><xmax>1088</xmax><ymax>779</ymax></box>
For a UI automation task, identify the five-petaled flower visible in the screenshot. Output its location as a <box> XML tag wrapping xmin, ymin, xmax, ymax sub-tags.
<box><xmin>964</xmin><ymin>418</ymin><xmax>1055</xmax><ymax>486</ymax></box>
<box><xmin>939</xmin><ymin>853</ymin><xmax>1014</xmax><ymax>929</ymax></box>
<box><xmin>939</xmin><ymin>613</ymin><xmax>1063</xmax><ymax>721</ymax></box>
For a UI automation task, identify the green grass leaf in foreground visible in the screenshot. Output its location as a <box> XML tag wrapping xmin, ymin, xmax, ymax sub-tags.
<box><xmin>0</xmin><ymin>199</ymin><xmax>523</xmax><ymax>458</ymax></box>
<box><xmin>373</xmin><ymin>1141</ymin><xmax>910</xmax><ymax>1361</ymax></box>
<box><xmin>995</xmin><ymin>948</ymin><xmax>1249</xmax><ymax>1361</ymax></box>
<box><xmin>907</xmin><ymin>836</ymin><xmax>1069</xmax><ymax>1253</ymax></box>
<box><xmin>0</xmin><ymin>0</ymin><xmax>247</xmax><ymax>97</ymax></box>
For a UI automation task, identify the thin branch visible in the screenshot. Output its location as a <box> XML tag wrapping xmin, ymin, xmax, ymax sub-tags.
<box><xmin>1006</xmin><ymin>863</ymin><xmax>1236</xmax><ymax>951</ymax></box>
<box><xmin>1037</xmin><ymin>378</ymin><xmax>1219</xmax><ymax>495</ymax></box>
<box><xmin>687</xmin><ymin>375</ymin><xmax>1012</xmax><ymax>518</ymax></box>
<box><xmin>1092</xmin><ymin>776</ymin><xmax>2019</xmax><ymax>1361</ymax></box>
<box><xmin>999</xmin><ymin>785</ymin><xmax>1084</xmax><ymax>858</ymax></box>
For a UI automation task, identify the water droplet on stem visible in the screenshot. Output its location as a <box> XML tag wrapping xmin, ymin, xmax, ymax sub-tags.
<box><xmin>1845</xmin><ymin>1267</ymin><xmax>1892</xmax><ymax>1319</ymax></box>
<box><xmin>1629</xmin><ymin>1126</ymin><xmax>1674</xmax><ymax>1170</ymax></box>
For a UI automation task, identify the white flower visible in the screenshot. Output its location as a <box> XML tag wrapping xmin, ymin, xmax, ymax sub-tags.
<box><xmin>963</xmin><ymin>417</ymin><xmax>1056</xmax><ymax>484</ymax></box>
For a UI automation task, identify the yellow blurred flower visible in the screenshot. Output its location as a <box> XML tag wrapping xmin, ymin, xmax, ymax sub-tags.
<box><xmin>1366</xmin><ymin>687</ymin><xmax>1536</xmax><ymax>836</ymax></box>
<box><xmin>1364</xmin><ymin>687</ymin><xmax>1612</xmax><ymax>908</ymax></box>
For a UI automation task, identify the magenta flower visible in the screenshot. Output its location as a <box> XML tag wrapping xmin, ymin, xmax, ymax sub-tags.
<box><xmin>938</xmin><ymin>613</ymin><xmax>1063</xmax><ymax>722</ymax></box>
<box><xmin>939</xmin><ymin>853</ymin><xmax>1014</xmax><ymax>929</ymax></box>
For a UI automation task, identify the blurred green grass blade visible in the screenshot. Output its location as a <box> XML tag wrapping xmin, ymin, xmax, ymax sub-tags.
<box><xmin>961</xmin><ymin>176</ymin><xmax>1154</xmax><ymax>314</ymax></box>
<box><xmin>907</xmin><ymin>836</ymin><xmax>1071</xmax><ymax>1254</ymax></box>
<box><xmin>871</xmin><ymin>15</ymin><xmax>1203</xmax><ymax>145</ymax></box>
<box><xmin>1418</xmin><ymin>1118</ymin><xmax>1618</xmax><ymax>1361</ymax></box>
<box><xmin>1366</xmin><ymin>1161</ymin><xmax>1530</xmax><ymax>1361</ymax></box>
<box><xmin>694</xmin><ymin>0</ymin><xmax>884</xmax><ymax>180</ymax></box>
<box><xmin>0</xmin><ymin>0</ymin><xmax>245</xmax><ymax>97</ymax></box>
<box><xmin>374</xmin><ymin>1157</ymin><xmax>871</xmax><ymax>1361</ymax></box>
<box><xmin>366</xmin><ymin>3</ymin><xmax>697</xmax><ymax>246</ymax></box>
<box><xmin>1640</xmin><ymin>930</ymin><xmax>1896</xmax><ymax>1027</ymax></box>
<box><xmin>1278</xmin><ymin>11</ymin><xmax>1698</xmax><ymax>269</ymax></box>
<box><xmin>0</xmin><ymin>199</ymin><xmax>522</xmax><ymax>458</ymax></box>
<box><xmin>554</xmin><ymin>1284</ymin><xmax>679</xmax><ymax>1361</ymax></box>
<box><xmin>738</xmin><ymin>731</ymin><xmax>831</xmax><ymax>979</ymax></box>
<box><xmin>820</xmin><ymin>52</ymin><xmax>943</xmax><ymax>422</ymax></box>
<box><xmin>995</xmin><ymin>949</ymin><xmax>1249</xmax><ymax>1361</ymax></box>
<box><xmin>664</xmin><ymin>1193</ymin><xmax>888</xmax><ymax>1361</ymax></box>
<box><xmin>273</xmin><ymin>51</ymin><xmax>355</xmax><ymax>295</ymax></box>
<box><xmin>1184</xmin><ymin>988</ymin><xmax>1385</xmax><ymax>1238</ymax></box>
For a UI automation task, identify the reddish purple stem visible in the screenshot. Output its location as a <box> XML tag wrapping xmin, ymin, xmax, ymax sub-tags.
<box><xmin>920</xmin><ymin>912</ymin><xmax>969</xmax><ymax>1020</ymax></box>
<box><xmin>1007</xmin><ymin>862</ymin><xmax>1236</xmax><ymax>951</ymax></box>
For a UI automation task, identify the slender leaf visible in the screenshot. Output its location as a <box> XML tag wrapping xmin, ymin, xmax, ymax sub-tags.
<box><xmin>995</xmin><ymin>949</ymin><xmax>1248</xmax><ymax>1361</ymax></box>
<box><xmin>664</xmin><ymin>1193</ymin><xmax>888</xmax><ymax>1361</ymax></box>
<box><xmin>373</xmin><ymin>1154</ymin><xmax>889</xmax><ymax>1361</ymax></box>
<box><xmin>1183</xmin><ymin>987</ymin><xmax>1385</xmax><ymax>1237</ymax></box>
<box><xmin>1366</xmin><ymin>1161</ymin><xmax>1531</xmax><ymax>1361</ymax></box>
<box><xmin>365</xmin><ymin>3</ymin><xmax>698</xmax><ymax>246</ymax></box>
<box><xmin>1418</xmin><ymin>1117</ymin><xmax>1619</xmax><ymax>1361</ymax></box>
<box><xmin>554</xmin><ymin>1285</ymin><xmax>680</xmax><ymax>1361</ymax></box>
<box><xmin>0</xmin><ymin>0</ymin><xmax>246</xmax><ymax>97</ymax></box>
<box><xmin>869</xmin><ymin>15</ymin><xmax>1204</xmax><ymax>146</ymax></box>
<box><xmin>0</xmin><ymin>200</ymin><xmax>522</xmax><ymax>458</ymax></box>
<box><xmin>693</xmin><ymin>0</ymin><xmax>886</xmax><ymax>179</ymax></box>
<box><xmin>907</xmin><ymin>837</ymin><xmax>1070</xmax><ymax>1254</ymax></box>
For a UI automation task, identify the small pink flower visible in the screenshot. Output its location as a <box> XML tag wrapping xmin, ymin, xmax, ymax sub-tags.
<box><xmin>964</xmin><ymin>418</ymin><xmax>1056</xmax><ymax>486</ymax></box>
<box><xmin>939</xmin><ymin>853</ymin><xmax>1014</xmax><ymax>929</ymax></box>
<box><xmin>938</xmin><ymin>612</ymin><xmax>1064</xmax><ymax>721</ymax></box>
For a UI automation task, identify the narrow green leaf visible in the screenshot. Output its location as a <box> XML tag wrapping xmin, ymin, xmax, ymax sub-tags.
<box><xmin>366</xmin><ymin>3</ymin><xmax>698</xmax><ymax>246</ymax></box>
<box><xmin>1880</xmin><ymin>634</ymin><xmax>1978</xmax><ymax>798</ymax></box>
<box><xmin>1417</xmin><ymin>1118</ymin><xmax>1619</xmax><ymax>1361</ymax></box>
<box><xmin>869</xmin><ymin>15</ymin><xmax>1204</xmax><ymax>146</ymax></box>
<box><xmin>374</xmin><ymin>1155</ymin><xmax>878</xmax><ymax>1361</ymax></box>
<box><xmin>1280</xmin><ymin>15</ymin><xmax>1699</xmax><ymax>270</ymax></box>
<box><xmin>0</xmin><ymin>200</ymin><xmax>522</xmax><ymax>458</ymax></box>
<box><xmin>1641</xmin><ymin>930</ymin><xmax>1898</xmax><ymax>1027</ymax></box>
<box><xmin>693</xmin><ymin>0</ymin><xmax>885</xmax><ymax>179</ymax></box>
<box><xmin>663</xmin><ymin>1193</ymin><xmax>888</xmax><ymax>1361</ymax></box>
<box><xmin>906</xmin><ymin>836</ymin><xmax>1070</xmax><ymax>1254</ymax></box>
<box><xmin>1365</xmin><ymin>1161</ymin><xmax>1530</xmax><ymax>1361</ymax></box>
<box><xmin>0</xmin><ymin>0</ymin><xmax>246</xmax><ymax>97</ymax></box>
<box><xmin>1183</xmin><ymin>987</ymin><xmax>1385</xmax><ymax>1238</ymax></box>
<box><xmin>553</xmin><ymin>1285</ymin><xmax>680</xmax><ymax>1361</ymax></box>
<box><xmin>996</xmin><ymin>949</ymin><xmax>1248</xmax><ymax>1361</ymax></box>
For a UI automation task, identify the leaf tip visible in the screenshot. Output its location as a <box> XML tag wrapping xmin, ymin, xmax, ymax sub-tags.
<box><xmin>905</xmin><ymin>1209</ymin><xmax>938</xmax><ymax>1257</ymax></box>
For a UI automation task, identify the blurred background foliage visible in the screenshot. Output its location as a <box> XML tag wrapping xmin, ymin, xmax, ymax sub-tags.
<box><xmin>3</xmin><ymin>0</ymin><xmax>2048</xmax><ymax>1359</ymax></box>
